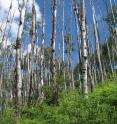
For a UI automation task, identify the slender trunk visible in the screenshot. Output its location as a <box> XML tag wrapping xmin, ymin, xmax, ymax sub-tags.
<box><xmin>98</xmin><ymin>7</ymin><xmax>114</xmax><ymax>76</ymax></box>
<box><xmin>81</xmin><ymin>0</ymin><xmax>88</xmax><ymax>98</ymax></box>
<box><xmin>72</xmin><ymin>0</ymin><xmax>81</xmax><ymax>59</ymax></box>
<box><xmin>62</xmin><ymin>0</ymin><xmax>66</xmax><ymax>90</ymax></box>
<box><xmin>1</xmin><ymin>0</ymin><xmax>13</xmax><ymax>48</ymax></box>
<box><xmin>72</xmin><ymin>0</ymin><xmax>82</xmax><ymax>89</ymax></box>
<box><xmin>51</xmin><ymin>0</ymin><xmax>57</xmax><ymax>84</ymax></box>
<box><xmin>48</xmin><ymin>56</ymin><xmax>51</xmax><ymax>86</ymax></box>
<box><xmin>71</xmin><ymin>61</ymin><xmax>75</xmax><ymax>89</ymax></box>
<box><xmin>58</xmin><ymin>39</ymin><xmax>61</xmax><ymax>71</ymax></box>
<box><xmin>15</xmin><ymin>0</ymin><xmax>27</xmax><ymax>110</ymax></box>
<box><xmin>28</xmin><ymin>0</ymin><xmax>36</xmax><ymax>104</ymax></box>
<box><xmin>88</xmin><ymin>63</ymin><xmax>95</xmax><ymax>92</ymax></box>
<box><xmin>93</xmin><ymin>54</ymin><xmax>97</xmax><ymax>85</ymax></box>
<box><xmin>40</xmin><ymin>0</ymin><xmax>45</xmax><ymax>88</ymax></box>
<box><xmin>90</xmin><ymin>0</ymin><xmax>104</xmax><ymax>83</ymax></box>
<box><xmin>86</xmin><ymin>25</ymin><xmax>95</xmax><ymax>92</ymax></box>
<box><xmin>35</xmin><ymin>23</ymin><xmax>39</xmax><ymax>97</ymax></box>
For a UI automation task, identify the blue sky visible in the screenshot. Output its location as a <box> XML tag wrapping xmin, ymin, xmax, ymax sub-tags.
<box><xmin>37</xmin><ymin>0</ymin><xmax>117</xmax><ymax>66</ymax></box>
<box><xmin>0</xmin><ymin>0</ymin><xmax>41</xmax><ymax>50</ymax></box>
<box><xmin>0</xmin><ymin>0</ymin><xmax>116</xmax><ymax>65</ymax></box>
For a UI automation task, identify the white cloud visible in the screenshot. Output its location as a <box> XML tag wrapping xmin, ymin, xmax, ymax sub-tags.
<box><xmin>0</xmin><ymin>0</ymin><xmax>20</xmax><ymax>19</ymax></box>
<box><xmin>7</xmin><ymin>39</ymin><xmax>12</xmax><ymax>46</ymax></box>
<box><xmin>28</xmin><ymin>43</ymin><xmax>31</xmax><ymax>52</ymax></box>
<box><xmin>0</xmin><ymin>0</ymin><xmax>41</xmax><ymax>47</ymax></box>
<box><xmin>23</xmin><ymin>43</ymin><xmax>41</xmax><ymax>56</ymax></box>
<box><xmin>10</xmin><ymin>21</ymin><xmax>19</xmax><ymax>39</ymax></box>
<box><xmin>27</xmin><ymin>0</ymin><xmax>41</xmax><ymax>21</ymax></box>
<box><xmin>23</xmin><ymin>43</ymin><xmax>31</xmax><ymax>56</ymax></box>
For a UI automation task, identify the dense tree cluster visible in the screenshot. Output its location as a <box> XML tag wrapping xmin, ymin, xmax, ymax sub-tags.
<box><xmin>0</xmin><ymin>0</ymin><xmax>117</xmax><ymax>123</ymax></box>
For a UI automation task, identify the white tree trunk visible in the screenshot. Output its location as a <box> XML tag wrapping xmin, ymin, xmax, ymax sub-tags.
<box><xmin>16</xmin><ymin>0</ymin><xmax>27</xmax><ymax>107</ymax></box>
<box><xmin>40</xmin><ymin>0</ymin><xmax>45</xmax><ymax>88</ymax></box>
<box><xmin>81</xmin><ymin>0</ymin><xmax>88</xmax><ymax>98</ymax></box>
<box><xmin>62</xmin><ymin>0</ymin><xmax>66</xmax><ymax>90</ymax></box>
<box><xmin>28</xmin><ymin>0</ymin><xmax>36</xmax><ymax>104</ymax></box>
<box><xmin>90</xmin><ymin>0</ymin><xmax>104</xmax><ymax>83</ymax></box>
<box><xmin>51</xmin><ymin>0</ymin><xmax>57</xmax><ymax>84</ymax></box>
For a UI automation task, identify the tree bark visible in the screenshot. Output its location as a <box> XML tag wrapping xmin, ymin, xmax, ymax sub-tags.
<box><xmin>28</xmin><ymin>0</ymin><xmax>36</xmax><ymax>105</ymax></box>
<box><xmin>81</xmin><ymin>0</ymin><xmax>88</xmax><ymax>98</ymax></box>
<box><xmin>90</xmin><ymin>0</ymin><xmax>104</xmax><ymax>83</ymax></box>
<box><xmin>15</xmin><ymin>0</ymin><xmax>27</xmax><ymax>109</ymax></box>
<box><xmin>62</xmin><ymin>0</ymin><xmax>66</xmax><ymax>90</ymax></box>
<box><xmin>51</xmin><ymin>0</ymin><xmax>57</xmax><ymax>84</ymax></box>
<box><xmin>40</xmin><ymin>0</ymin><xmax>45</xmax><ymax>88</ymax></box>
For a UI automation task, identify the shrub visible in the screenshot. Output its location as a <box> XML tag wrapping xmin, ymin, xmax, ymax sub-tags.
<box><xmin>1</xmin><ymin>81</ymin><xmax>117</xmax><ymax>124</ymax></box>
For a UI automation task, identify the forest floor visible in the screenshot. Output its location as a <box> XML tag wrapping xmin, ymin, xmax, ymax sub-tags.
<box><xmin>0</xmin><ymin>80</ymin><xmax>117</xmax><ymax>124</ymax></box>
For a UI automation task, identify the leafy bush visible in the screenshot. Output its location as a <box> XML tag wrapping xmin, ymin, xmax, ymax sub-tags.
<box><xmin>0</xmin><ymin>108</ymin><xmax>16</xmax><ymax>124</ymax></box>
<box><xmin>1</xmin><ymin>81</ymin><xmax>117</xmax><ymax>124</ymax></box>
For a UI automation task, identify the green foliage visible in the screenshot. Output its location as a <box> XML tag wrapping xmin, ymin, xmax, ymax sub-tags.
<box><xmin>64</xmin><ymin>33</ymin><xmax>74</xmax><ymax>53</ymax></box>
<box><xmin>104</xmin><ymin>5</ymin><xmax>117</xmax><ymax>26</ymax></box>
<box><xmin>44</xmin><ymin>84</ymin><xmax>61</xmax><ymax>105</ymax></box>
<box><xmin>0</xmin><ymin>108</ymin><xmax>16</xmax><ymax>124</ymax></box>
<box><xmin>1</xmin><ymin>81</ymin><xmax>117</xmax><ymax>124</ymax></box>
<box><xmin>87</xmin><ymin>82</ymin><xmax>117</xmax><ymax>124</ymax></box>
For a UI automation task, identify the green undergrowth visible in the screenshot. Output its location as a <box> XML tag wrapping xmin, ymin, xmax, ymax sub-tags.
<box><xmin>0</xmin><ymin>80</ymin><xmax>117</xmax><ymax>124</ymax></box>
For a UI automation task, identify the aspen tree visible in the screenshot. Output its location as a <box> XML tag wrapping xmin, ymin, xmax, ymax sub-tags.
<box><xmin>62</xmin><ymin>0</ymin><xmax>66</xmax><ymax>89</ymax></box>
<box><xmin>72</xmin><ymin>0</ymin><xmax>82</xmax><ymax>89</ymax></box>
<box><xmin>28</xmin><ymin>0</ymin><xmax>36</xmax><ymax>104</ymax></box>
<box><xmin>1</xmin><ymin>0</ymin><xmax>13</xmax><ymax>47</ymax></box>
<box><xmin>51</xmin><ymin>0</ymin><xmax>57</xmax><ymax>84</ymax></box>
<box><xmin>81</xmin><ymin>0</ymin><xmax>88</xmax><ymax>98</ymax></box>
<box><xmin>15</xmin><ymin>0</ymin><xmax>27</xmax><ymax>117</ymax></box>
<box><xmin>40</xmin><ymin>0</ymin><xmax>45</xmax><ymax>89</ymax></box>
<box><xmin>90</xmin><ymin>0</ymin><xmax>104</xmax><ymax>83</ymax></box>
